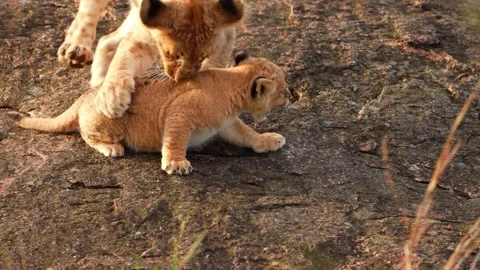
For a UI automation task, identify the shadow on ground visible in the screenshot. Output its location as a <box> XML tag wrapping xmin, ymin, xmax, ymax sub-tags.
<box><xmin>1</xmin><ymin>0</ymin><xmax>479</xmax><ymax>269</ymax></box>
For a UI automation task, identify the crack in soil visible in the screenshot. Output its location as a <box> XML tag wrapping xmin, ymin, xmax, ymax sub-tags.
<box><xmin>249</xmin><ymin>203</ymin><xmax>310</xmax><ymax>211</ymax></box>
<box><xmin>66</xmin><ymin>181</ymin><xmax>123</xmax><ymax>190</ymax></box>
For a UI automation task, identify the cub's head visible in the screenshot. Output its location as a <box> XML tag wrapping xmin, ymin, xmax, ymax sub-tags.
<box><xmin>233</xmin><ymin>52</ymin><xmax>292</xmax><ymax>122</ymax></box>
<box><xmin>140</xmin><ymin>0</ymin><xmax>244</xmax><ymax>82</ymax></box>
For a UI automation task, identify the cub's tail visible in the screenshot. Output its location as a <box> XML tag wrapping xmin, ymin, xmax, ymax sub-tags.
<box><xmin>8</xmin><ymin>97</ymin><xmax>83</xmax><ymax>133</ymax></box>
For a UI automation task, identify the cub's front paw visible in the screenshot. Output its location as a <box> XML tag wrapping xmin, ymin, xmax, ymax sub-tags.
<box><xmin>94</xmin><ymin>77</ymin><xmax>135</xmax><ymax>118</ymax></box>
<box><xmin>161</xmin><ymin>157</ymin><xmax>193</xmax><ymax>175</ymax></box>
<box><xmin>57</xmin><ymin>42</ymin><xmax>93</xmax><ymax>68</ymax></box>
<box><xmin>253</xmin><ymin>132</ymin><xmax>286</xmax><ymax>153</ymax></box>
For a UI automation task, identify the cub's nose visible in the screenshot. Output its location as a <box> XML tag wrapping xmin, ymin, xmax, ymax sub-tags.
<box><xmin>194</xmin><ymin>62</ymin><xmax>202</xmax><ymax>74</ymax></box>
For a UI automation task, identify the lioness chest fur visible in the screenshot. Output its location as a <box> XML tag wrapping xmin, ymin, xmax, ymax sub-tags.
<box><xmin>9</xmin><ymin>55</ymin><xmax>291</xmax><ymax>175</ymax></box>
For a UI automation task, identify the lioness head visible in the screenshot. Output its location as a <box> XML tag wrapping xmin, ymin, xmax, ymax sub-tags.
<box><xmin>140</xmin><ymin>0</ymin><xmax>244</xmax><ymax>82</ymax></box>
<box><xmin>233</xmin><ymin>52</ymin><xmax>292</xmax><ymax>122</ymax></box>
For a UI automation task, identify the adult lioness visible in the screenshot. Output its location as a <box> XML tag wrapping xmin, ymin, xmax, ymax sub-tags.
<box><xmin>9</xmin><ymin>54</ymin><xmax>291</xmax><ymax>175</ymax></box>
<box><xmin>58</xmin><ymin>0</ymin><xmax>245</xmax><ymax>118</ymax></box>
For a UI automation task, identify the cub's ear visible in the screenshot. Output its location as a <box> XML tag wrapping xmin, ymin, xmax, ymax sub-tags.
<box><xmin>234</xmin><ymin>51</ymin><xmax>249</xmax><ymax>66</ymax></box>
<box><xmin>217</xmin><ymin>0</ymin><xmax>245</xmax><ymax>25</ymax></box>
<box><xmin>251</xmin><ymin>77</ymin><xmax>276</xmax><ymax>99</ymax></box>
<box><xmin>140</xmin><ymin>0</ymin><xmax>169</xmax><ymax>28</ymax></box>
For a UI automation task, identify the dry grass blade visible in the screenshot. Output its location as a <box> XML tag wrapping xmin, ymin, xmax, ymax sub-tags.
<box><xmin>179</xmin><ymin>230</ymin><xmax>208</xmax><ymax>269</ymax></box>
<box><xmin>444</xmin><ymin>219</ymin><xmax>480</xmax><ymax>270</ymax></box>
<box><xmin>380</xmin><ymin>136</ymin><xmax>410</xmax><ymax>228</ymax></box>
<box><xmin>403</xmin><ymin>86</ymin><xmax>479</xmax><ymax>269</ymax></box>
<box><xmin>469</xmin><ymin>250</ymin><xmax>480</xmax><ymax>270</ymax></box>
<box><xmin>403</xmin><ymin>243</ymin><xmax>414</xmax><ymax>270</ymax></box>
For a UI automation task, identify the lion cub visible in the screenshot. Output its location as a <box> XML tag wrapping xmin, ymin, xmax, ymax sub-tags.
<box><xmin>9</xmin><ymin>54</ymin><xmax>291</xmax><ymax>175</ymax></box>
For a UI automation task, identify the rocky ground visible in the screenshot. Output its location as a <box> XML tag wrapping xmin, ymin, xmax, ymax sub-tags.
<box><xmin>1</xmin><ymin>0</ymin><xmax>479</xmax><ymax>269</ymax></box>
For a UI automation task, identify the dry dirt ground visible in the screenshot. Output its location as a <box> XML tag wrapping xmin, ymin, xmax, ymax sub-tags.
<box><xmin>1</xmin><ymin>0</ymin><xmax>480</xmax><ymax>269</ymax></box>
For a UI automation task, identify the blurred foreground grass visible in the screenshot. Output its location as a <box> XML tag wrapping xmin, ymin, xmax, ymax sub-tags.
<box><xmin>464</xmin><ymin>0</ymin><xmax>480</xmax><ymax>30</ymax></box>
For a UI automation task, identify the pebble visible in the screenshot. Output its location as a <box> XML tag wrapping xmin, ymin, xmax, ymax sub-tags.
<box><xmin>55</xmin><ymin>67</ymin><xmax>69</xmax><ymax>77</ymax></box>
<box><xmin>27</xmin><ymin>86</ymin><xmax>42</xmax><ymax>95</ymax></box>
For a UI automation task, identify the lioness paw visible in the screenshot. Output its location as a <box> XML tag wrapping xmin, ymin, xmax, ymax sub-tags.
<box><xmin>57</xmin><ymin>42</ymin><xmax>93</xmax><ymax>68</ymax></box>
<box><xmin>161</xmin><ymin>158</ymin><xmax>193</xmax><ymax>175</ymax></box>
<box><xmin>94</xmin><ymin>77</ymin><xmax>135</xmax><ymax>118</ymax></box>
<box><xmin>253</xmin><ymin>133</ymin><xmax>286</xmax><ymax>153</ymax></box>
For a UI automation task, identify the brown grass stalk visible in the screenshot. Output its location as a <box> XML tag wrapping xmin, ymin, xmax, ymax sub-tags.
<box><xmin>444</xmin><ymin>219</ymin><xmax>480</xmax><ymax>270</ymax></box>
<box><xmin>380</xmin><ymin>136</ymin><xmax>410</xmax><ymax>228</ymax></box>
<box><xmin>403</xmin><ymin>86</ymin><xmax>479</xmax><ymax>269</ymax></box>
<box><xmin>178</xmin><ymin>230</ymin><xmax>208</xmax><ymax>269</ymax></box>
<box><xmin>469</xmin><ymin>249</ymin><xmax>480</xmax><ymax>270</ymax></box>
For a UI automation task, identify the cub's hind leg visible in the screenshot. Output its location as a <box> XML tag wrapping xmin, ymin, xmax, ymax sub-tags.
<box><xmin>219</xmin><ymin>118</ymin><xmax>286</xmax><ymax>153</ymax></box>
<box><xmin>84</xmin><ymin>138</ymin><xmax>125</xmax><ymax>157</ymax></box>
<box><xmin>81</xmin><ymin>130</ymin><xmax>125</xmax><ymax>157</ymax></box>
<box><xmin>78</xmin><ymin>112</ymin><xmax>125</xmax><ymax>157</ymax></box>
<box><xmin>58</xmin><ymin>0</ymin><xmax>110</xmax><ymax>68</ymax></box>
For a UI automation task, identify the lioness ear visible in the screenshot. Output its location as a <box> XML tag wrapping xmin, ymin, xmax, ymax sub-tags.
<box><xmin>140</xmin><ymin>0</ymin><xmax>168</xmax><ymax>28</ymax></box>
<box><xmin>217</xmin><ymin>0</ymin><xmax>245</xmax><ymax>25</ymax></box>
<box><xmin>251</xmin><ymin>77</ymin><xmax>276</xmax><ymax>99</ymax></box>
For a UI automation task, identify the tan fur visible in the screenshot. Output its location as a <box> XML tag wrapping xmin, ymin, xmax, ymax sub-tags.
<box><xmin>10</xmin><ymin>57</ymin><xmax>290</xmax><ymax>175</ymax></box>
<box><xmin>58</xmin><ymin>0</ymin><xmax>110</xmax><ymax>68</ymax></box>
<box><xmin>57</xmin><ymin>0</ymin><xmax>245</xmax><ymax>119</ymax></box>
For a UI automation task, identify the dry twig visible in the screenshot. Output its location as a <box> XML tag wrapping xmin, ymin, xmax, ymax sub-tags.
<box><xmin>380</xmin><ymin>136</ymin><xmax>410</xmax><ymax>228</ymax></box>
<box><xmin>444</xmin><ymin>219</ymin><xmax>480</xmax><ymax>270</ymax></box>
<box><xmin>403</xmin><ymin>86</ymin><xmax>479</xmax><ymax>269</ymax></box>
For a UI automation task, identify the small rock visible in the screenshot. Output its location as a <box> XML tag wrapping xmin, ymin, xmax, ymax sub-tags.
<box><xmin>141</xmin><ymin>247</ymin><xmax>161</xmax><ymax>258</ymax></box>
<box><xmin>408</xmin><ymin>34</ymin><xmax>441</xmax><ymax>47</ymax></box>
<box><xmin>395</xmin><ymin>19</ymin><xmax>441</xmax><ymax>48</ymax></box>
<box><xmin>359</xmin><ymin>140</ymin><xmax>378</xmax><ymax>153</ymax></box>
<box><xmin>27</xmin><ymin>87</ymin><xmax>42</xmax><ymax>95</ymax></box>
<box><xmin>55</xmin><ymin>67</ymin><xmax>69</xmax><ymax>77</ymax></box>
<box><xmin>420</xmin><ymin>3</ymin><xmax>439</xmax><ymax>11</ymax></box>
